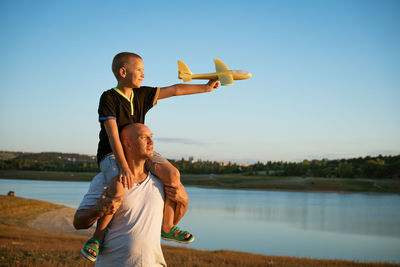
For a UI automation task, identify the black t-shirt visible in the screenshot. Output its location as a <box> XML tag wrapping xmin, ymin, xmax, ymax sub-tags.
<box><xmin>96</xmin><ymin>87</ymin><xmax>159</xmax><ymax>164</ymax></box>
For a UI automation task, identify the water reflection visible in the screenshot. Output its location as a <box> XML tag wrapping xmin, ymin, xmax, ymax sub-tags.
<box><xmin>1</xmin><ymin>179</ymin><xmax>400</xmax><ymax>262</ymax></box>
<box><xmin>178</xmin><ymin>188</ymin><xmax>400</xmax><ymax>262</ymax></box>
<box><xmin>185</xmin><ymin>188</ymin><xmax>400</xmax><ymax>238</ymax></box>
<box><xmin>0</xmin><ymin>178</ymin><xmax>88</xmax><ymax>208</ymax></box>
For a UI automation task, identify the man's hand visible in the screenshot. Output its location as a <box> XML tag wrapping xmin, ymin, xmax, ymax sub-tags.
<box><xmin>205</xmin><ymin>79</ymin><xmax>219</xmax><ymax>92</ymax></box>
<box><xmin>97</xmin><ymin>191</ymin><xmax>123</xmax><ymax>216</ymax></box>
<box><xmin>119</xmin><ymin>166</ymin><xmax>135</xmax><ymax>189</ymax></box>
<box><xmin>73</xmin><ymin>189</ymin><xmax>123</xmax><ymax>230</ymax></box>
<box><xmin>164</xmin><ymin>183</ymin><xmax>188</xmax><ymax>205</ymax></box>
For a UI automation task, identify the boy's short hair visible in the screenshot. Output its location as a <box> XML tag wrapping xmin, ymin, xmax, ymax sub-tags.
<box><xmin>112</xmin><ymin>52</ymin><xmax>142</xmax><ymax>79</ymax></box>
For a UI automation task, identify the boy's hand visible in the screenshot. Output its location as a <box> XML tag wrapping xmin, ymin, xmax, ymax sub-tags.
<box><xmin>205</xmin><ymin>79</ymin><xmax>220</xmax><ymax>92</ymax></box>
<box><xmin>119</xmin><ymin>166</ymin><xmax>135</xmax><ymax>189</ymax></box>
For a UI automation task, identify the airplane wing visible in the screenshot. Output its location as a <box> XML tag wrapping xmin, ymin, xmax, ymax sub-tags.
<box><xmin>218</xmin><ymin>73</ymin><xmax>234</xmax><ymax>86</ymax></box>
<box><xmin>214</xmin><ymin>58</ymin><xmax>230</xmax><ymax>72</ymax></box>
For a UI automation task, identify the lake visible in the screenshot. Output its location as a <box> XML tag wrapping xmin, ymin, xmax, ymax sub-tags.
<box><xmin>1</xmin><ymin>178</ymin><xmax>399</xmax><ymax>263</ymax></box>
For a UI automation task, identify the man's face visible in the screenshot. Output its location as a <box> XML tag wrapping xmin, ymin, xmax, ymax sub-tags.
<box><xmin>123</xmin><ymin>57</ymin><xmax>145</xmax><ymax>88</ymax></box>
<box><xmin>133</xmin><ymin>126</ymin><xmax>154</xmax><ymax>159</ymax></box>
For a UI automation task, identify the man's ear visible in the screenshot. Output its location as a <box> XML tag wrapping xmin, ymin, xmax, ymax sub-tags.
<box><xmin>119</xmin><ymin>67</ymin><xmax>127</xmax><ymax>78</ymax></box>
<box><xmin>122</xmin><ymin>138</ymin><xmax>130</xmax><ymax>151</ymax></box>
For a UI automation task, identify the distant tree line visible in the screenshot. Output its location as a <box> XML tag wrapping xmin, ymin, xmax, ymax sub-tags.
<box><xmin>0</xmin><ymin>151</ymin><xmax>399</xmax><ymax>179</ymax></box>
<box><xmin>169</xmin><ymin>158</ymin><xmax>243</xmax><ymax>175</ymax></box>
<box><xmin>244</xmin><ymin>155</ymin><xmax>400</xmax><ymax>179</ymax></box>
<box><xmin>170</xmin><ymin>155</ymin><xmax>400</xmax><ymax>179</ymax></box>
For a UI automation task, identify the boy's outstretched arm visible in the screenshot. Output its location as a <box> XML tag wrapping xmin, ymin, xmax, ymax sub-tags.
<box><xmin>158</xmin><ymin>79</ymin><xmax>219</xmax><ymax>100</ymax></box>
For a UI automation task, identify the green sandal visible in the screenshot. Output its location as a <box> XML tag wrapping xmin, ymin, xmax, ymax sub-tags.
<box><xmin>81</xmin><ymin>238</ymin><xmax>101</xmax><ymax>262</ymax></box>
<box><xmin>161</xmin><ymin>226</ymin><xmax>195</xmax><ymax>244</ymax></box>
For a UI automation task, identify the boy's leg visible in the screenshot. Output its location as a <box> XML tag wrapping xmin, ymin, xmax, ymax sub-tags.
<box><xmin>163</xmin><ymin>196</ymin><xmax>178</xmax><ymax>233</ymax></box>
<box><xmin>94</xmin><ymin>177</ymin><xmax>124</xmax><ymax>240</ymax></box>
<box><xmin>147</xmin><ymin>153</ymin><xmax>192</xmax><ymax>241</ymax></box>
<box><xmin>82</xmin><ymin>155</ymin><xmax>121</xmax><ymax>261</ymax></box>
<box><xmin>83</xmin><ymin>176</ymin><xmax>124</xmax><ymax>259</ymax></box>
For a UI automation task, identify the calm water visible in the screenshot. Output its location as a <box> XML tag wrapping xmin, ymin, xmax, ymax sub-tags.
<box><xmin>1</xmin><ymin>178</ymin><xmax>400</xmax><ymax>263</ymax></box>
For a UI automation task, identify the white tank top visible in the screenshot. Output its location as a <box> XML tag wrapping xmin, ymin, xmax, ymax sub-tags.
<box><xmin>96</xmin><ymin>172</ymin><xmax>166</xmax><ymax>267</ymax></box>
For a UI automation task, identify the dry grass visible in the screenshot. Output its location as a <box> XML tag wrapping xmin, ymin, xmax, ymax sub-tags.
<box><xmin>0</xmin><ymin>195</ymin><xmax>398</xmax><ymax>267</ymax></box>
<box><xmin>0</xmin><ymin>224</ymin><xmax>92</xmax><ymax>267</ymax></box>
<box><xmin>0</xmin><ymin>195</ymin><xmax>62</xmax><ymax>227</ymax></box>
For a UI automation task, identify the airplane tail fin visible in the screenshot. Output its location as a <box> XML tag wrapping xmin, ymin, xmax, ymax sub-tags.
<box><xmin>214</xmin><ymin>58</ymin><xmax>230</xmax><ymax>72</ymax></box>
<box><xmin>178</xmin><ymin>61</ymin><xmax>192</xmax><ymax>82</ymax></box>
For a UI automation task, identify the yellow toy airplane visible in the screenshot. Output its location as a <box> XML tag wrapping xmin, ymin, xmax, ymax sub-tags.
<box><xmin>178</xmin><ymin>58</ymin><xmax>252</xmax><ymax>86</ymax></box>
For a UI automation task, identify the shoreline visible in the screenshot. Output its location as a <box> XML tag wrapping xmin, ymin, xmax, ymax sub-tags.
<box><xmin>1</xmin><ymin>195</ymin><xmax>398</xmax><ymax>266</ymax></box>
<box><xmin>1</xmin><ymin>169</ymin><xmax>399</xmax><ymax>194</ymax></box>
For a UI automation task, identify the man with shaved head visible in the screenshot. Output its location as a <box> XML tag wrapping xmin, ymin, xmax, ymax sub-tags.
<box><xmin>74</xmin><ymin>123</ymin><xmax>187</xmax><ymax>266</ymax></box>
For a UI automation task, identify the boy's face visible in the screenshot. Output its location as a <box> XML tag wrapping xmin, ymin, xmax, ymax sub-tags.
<box><xmin>122</xmin><ymin>57</ymin><xmax>145</xmax><ymax>88</ymax></box>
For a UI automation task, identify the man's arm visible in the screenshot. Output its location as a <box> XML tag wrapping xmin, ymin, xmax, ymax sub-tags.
<box><xmin>73</xmin><ymin>193</ymin><xmax>122</xmax><ymax>229</ymax></box>
<box><xmin>73</xmin><ymin>206</ymin><xmax>103</xmax><ymax>230</ymax></box>
<box><xmin>157</xmin><ymin>79</ymin><xmax>219</xmax><ymax>100</ymax></box>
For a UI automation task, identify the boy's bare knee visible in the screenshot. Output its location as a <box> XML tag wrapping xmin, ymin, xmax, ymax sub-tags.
<box><xmin>169</xmin><ymin>167</ymin><xmax>180</xmax><ymax>186</ymax></box>
<box><xmin>106</xmin><ymin>176</ymin><xmax>124</xmax><ymax>197</ymax></box>
<box><xmin>157</xmin><ymin>163</ymin><xmax>180</xmax><ymax>187</ymax></box>
<box><xmin>166</xmin><ymin>167</ymin><xmax>180</xmax><ymax>187</ymax></box>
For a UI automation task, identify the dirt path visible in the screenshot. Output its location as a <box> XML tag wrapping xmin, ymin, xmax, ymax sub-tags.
<box><xmin>28</xmin><ymin>206</ymin><xmax>94</xmax><ymax>237</ymax></box>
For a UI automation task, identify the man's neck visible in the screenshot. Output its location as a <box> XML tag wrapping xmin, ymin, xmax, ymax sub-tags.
<box><xmin>127</xmin><ymin>158</ymin><xmax>148</xmax><ymax>184</ymax></box>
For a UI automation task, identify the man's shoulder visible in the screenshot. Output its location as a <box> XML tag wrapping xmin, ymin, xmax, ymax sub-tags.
<box><xmin>77</xmin><ymin>172</ymin><xmax>106</xmax><ymax>210</ymax></box>
<box><xmin>148</xmin><ymin>172</ymin><xmax>163</xmax><ymax>186</ymax></box>
<box><xmin>148</xmin><ymin>171</ymin><xmax>157</xmax><ymax>179</ymax></box>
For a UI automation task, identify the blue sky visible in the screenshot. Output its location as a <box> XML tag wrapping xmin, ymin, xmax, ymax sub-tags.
<box><xmin>0</xmin><ymin>0</ymin><xmax>399</xmax><ymax>163</ymax></box>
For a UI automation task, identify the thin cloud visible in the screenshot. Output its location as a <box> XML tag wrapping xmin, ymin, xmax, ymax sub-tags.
<box><xmin>155</xmin><ymin>137</ymin><xmax>206</xmax><ymax>146</ymax></box>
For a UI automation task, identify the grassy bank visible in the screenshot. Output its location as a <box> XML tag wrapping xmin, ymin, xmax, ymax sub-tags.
<box><xmin>182</xmin><ymin>174</ymin><xmax>400</xmax><ymax>193</ymax></box>
<box><xmin>1</xmin><ymin>195</ymin><xmax>397</xmax><ymax>267</ymax></box>
<box><xmin>1</xmin><ymin>169</ymin><xmax>400</xmax><ymax>193</ymax></box>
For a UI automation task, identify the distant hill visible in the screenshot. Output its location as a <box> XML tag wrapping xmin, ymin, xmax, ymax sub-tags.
<box><xmin>0</xmin><ymin>151</ymin><xmax>23</xmax><ymax>161</ymax></box>
<box><xmin>0</xmin><ymin>151</ymin><xmax>96</xmax><ymax>161</ymax></box>
<box><xmin>0</xmin><ymin>151</ymin><xmax>99</xmax><ymax>172</ymax></box>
